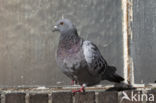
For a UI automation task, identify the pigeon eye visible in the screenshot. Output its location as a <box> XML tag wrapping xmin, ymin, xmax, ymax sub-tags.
<box><xmin>60</xmin><ymin>22</ymin><xmax>64</xmax><ymax>25</ymax></box>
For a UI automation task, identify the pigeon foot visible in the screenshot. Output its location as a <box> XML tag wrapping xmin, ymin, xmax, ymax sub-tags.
<box><xmin>72</xmin><ymin>85</ymin><xmax>85</xmax><ymax>94</ymax></box>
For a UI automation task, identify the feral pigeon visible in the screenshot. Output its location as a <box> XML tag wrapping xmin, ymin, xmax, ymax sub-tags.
<box><xmin>53</xmin><ymin>19</ymin><xmax>124</xmax><ymax>92</ymax></box>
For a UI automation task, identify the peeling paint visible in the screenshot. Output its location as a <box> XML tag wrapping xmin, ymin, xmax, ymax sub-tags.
<box><xmin>122</xmin><ymin>0</ymin><xmax>134</xmax><ymax>85</ymax></box>
<box><xmin>122</xmin><ymin>0</ymin><xmax>128</xmax><ymax>84</ymax></box>
<box><xmin>127</xmin><ymin>0</ymin><xmax>134</xmax><ymax>85</ymax></box>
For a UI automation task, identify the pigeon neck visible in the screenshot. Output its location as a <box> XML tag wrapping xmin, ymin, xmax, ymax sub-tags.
<box><xmin>59</xmin><ymin>29</ymin><xmax>81</xmax><ymax>50</ymax></box>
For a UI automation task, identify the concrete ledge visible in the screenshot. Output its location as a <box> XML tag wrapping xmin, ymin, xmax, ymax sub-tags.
<box><xmin>0</xmin><ymin>87</ymin><xmax>155</xmax><ymax>103</ymax></box>
<box><xmin>52</xmin><ymin>92</ymin><xmax>72</xmax><ymax>103</ymax></box>
<box><xmin>5</xmin><ymin>93</ymin><xmax>25</xmax><ymax>103</ymax></box>
<box><xmin>29</xmin><ymin>93</ymin><xmax>48</xmax><ymax>103</ymax></box>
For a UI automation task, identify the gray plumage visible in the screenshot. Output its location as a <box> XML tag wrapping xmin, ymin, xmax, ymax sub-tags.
<box><xmin>53</xmin><ymin>19</ymin><xmax>124</xmax><ymax>86</ymax></box>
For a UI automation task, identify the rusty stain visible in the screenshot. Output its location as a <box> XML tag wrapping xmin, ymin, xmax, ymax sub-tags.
<box><xmin>127</xmin><ymin>0</ymin><xmax>133</xmax><ymax>85</ymax></box>
<box><xmin>122</xmin><ymin>0</ymin><xmax>133</xmax><ymax>84</ymax></box>
<box><xmin>122</xmin><ymin>0</ymin><xmax>129</xmax><ymax>84</ymax></box>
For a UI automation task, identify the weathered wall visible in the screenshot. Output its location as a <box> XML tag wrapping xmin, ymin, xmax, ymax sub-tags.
<box><xmin>0</xmin><ymin>0</ymin><xmax>123</xmax><ymax>86</ymax></box>
<box><xmin>132</xmin><ymin>0</ymin><xmax>156</xmax><ymax>84</ymax></box>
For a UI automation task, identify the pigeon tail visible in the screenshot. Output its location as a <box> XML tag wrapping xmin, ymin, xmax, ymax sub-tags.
<box><xmin>102</xmin><ymin>66</ymin><xmax>124</xmax><ymax>83</ymax></box>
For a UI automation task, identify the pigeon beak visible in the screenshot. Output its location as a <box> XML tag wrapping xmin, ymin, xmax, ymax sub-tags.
<box><xmin>52</xmin><ymin>25</ymin><xmax>59</xmax><ymax>32</ymax></box>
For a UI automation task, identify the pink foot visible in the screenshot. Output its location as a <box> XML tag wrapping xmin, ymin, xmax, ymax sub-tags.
<box><xmin>72</xmin><ymin>85</ymin><xmax>85</xmax><ymax>93</ymax></box>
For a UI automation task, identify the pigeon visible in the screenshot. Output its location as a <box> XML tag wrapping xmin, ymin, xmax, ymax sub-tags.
<box><xmin>53</xmin><ymin>19</ymin><xmax>124</xmax><ymax>93</ymax></box>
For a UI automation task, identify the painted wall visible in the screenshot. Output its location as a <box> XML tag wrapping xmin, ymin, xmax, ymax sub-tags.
<box><xmin>133</xmin><ymin>0</ymin><xmax>156</xmax><ymax>84</ymax></box>
<box><xmin>0</xmin><ymin>0</ymin><xmax>123</xmax><ymax>86</ymax></box>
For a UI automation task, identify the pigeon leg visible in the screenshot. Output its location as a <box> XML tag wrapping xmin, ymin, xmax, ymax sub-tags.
<box><xmin>72</xmin><ymin>84</ymin><xmax>86</xmax><ymax>93</ymax></box>
<box><xmin>71</xmin><ymin>80</ymin><xmax>75</xmax><ymax>85</ymax></box>
<box><xmin>71</xmin><ymin>80</ymin><xmax>78</xmax><ymax>85</ymax></box>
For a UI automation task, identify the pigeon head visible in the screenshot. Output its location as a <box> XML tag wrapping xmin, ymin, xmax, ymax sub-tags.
<box><xmin>53</xmin><ymin>19</ymin><xmax>76</xmax><ymax>33</ymax></box>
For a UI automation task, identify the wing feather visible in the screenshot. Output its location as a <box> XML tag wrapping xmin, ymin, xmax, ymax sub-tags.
<box><xmin>82</xmin><ymin>40</ymin><xmax>108</xmax><ymax>75</ymax></box>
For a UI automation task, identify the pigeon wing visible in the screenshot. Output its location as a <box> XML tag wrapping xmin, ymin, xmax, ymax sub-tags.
<box><xmin>82</xmin><ymin>40</ymin><xmax>108</xmax><ymax>76</ymax></box>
